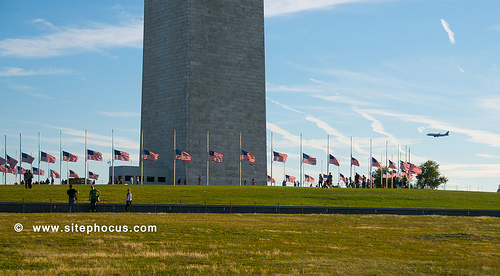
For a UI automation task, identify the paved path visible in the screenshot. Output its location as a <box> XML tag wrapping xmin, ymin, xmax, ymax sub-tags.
<box><xmin>1</xmin><ymin>202</ymin><xmax>499</xmax><ymax>217</ymax></box>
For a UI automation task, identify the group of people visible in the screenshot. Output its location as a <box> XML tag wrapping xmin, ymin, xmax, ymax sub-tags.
<box><xmin>66</xmin><ymin>185</ymin><xmax>132</xmax><ymax>213</ymax></box>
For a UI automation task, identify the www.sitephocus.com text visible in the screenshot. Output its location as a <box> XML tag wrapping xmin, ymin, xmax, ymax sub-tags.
<box><xmin>14</xmin><ymin>223</ymin><xmax>157</xmax><ymax>234</ymax></box>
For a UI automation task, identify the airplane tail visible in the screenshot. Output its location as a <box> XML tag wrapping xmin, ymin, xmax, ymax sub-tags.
<box><xmin>445</xmin><ymin>131</ymin><xmax>450</xmax><ymax>135</ymax></box>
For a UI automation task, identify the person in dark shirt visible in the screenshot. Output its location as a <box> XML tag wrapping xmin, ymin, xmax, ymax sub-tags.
<box><xmin>67</xmin><ymin>184</ymin><xmax>79</xmax><ymax>213</ymax></box>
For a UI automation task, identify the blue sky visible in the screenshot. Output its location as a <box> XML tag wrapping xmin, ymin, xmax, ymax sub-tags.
<box><xmin>1</xmin><ymin>0</ymin><xmax>500</xmax><ymax>192</ymax></box>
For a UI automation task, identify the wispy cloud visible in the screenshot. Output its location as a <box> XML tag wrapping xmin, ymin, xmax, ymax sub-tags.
<box><xmin>265</xmin><ymin>0</ymin><xmax>381</xmax><ymax>17</ymax></box>
<box><xmin>457</xmin><ymin>65</ymin><xmax>465</xmax><ymax>73</ymax></box>
<box><xmin>366</xmin><ymin>109</ymin><xmax>500</xmax><ymax>149</ymax></box>
<box><xmin>0</xmin><ymin>67</ymin><xmax>72</xmax><ymax>77</ymax></box>
<box><xmin>441</xmin><ymin>19</ymin><xmax>455</xmax><ymax>44</ymax></box>
<box><xmin>0</xmin><ymin>19</ymin><xmax>143</xmax><ymax>58</ymax></box>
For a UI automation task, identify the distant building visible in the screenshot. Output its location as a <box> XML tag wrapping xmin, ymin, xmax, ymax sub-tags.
<box><xmin>140</xmin><ymin>0</ymin><xmax>267</xmax><ymax>185</ymax></box>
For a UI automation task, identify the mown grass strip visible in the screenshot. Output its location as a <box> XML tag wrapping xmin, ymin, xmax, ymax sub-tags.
<box><xmin>0</xmin><ymin>185</ymin><xmax>499</xmax><ymax>209</ymax></box>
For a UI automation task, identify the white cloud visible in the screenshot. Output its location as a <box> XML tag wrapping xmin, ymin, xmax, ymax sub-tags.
<box><xmin>476</xmin><ymin>153</ymin><xmax>498</xmax><ymax>159</ymax></box>
<box><xmin>441</xmin><ymin>19</ymin><xmax>455</xmax><ymax>44</ymax></box>
<box><xmin>0</xmin><ymin>67</ymin><xmax>72</xmax><ymax>77</ymax></box>
<box><xmin>365</xmin><ymin>109</ymin><xmax>500</xmax><ymax>149</ymax></box>
<box><xmin>418</xmin><ymin>127</ymin><xmax>425</xmax><ymax>133</ymax></box>
<box><xmin>457</xmin><ymin>65</ymin><xmax>465</xmax><ymax>73</ymax></box>
<box><xmin>265</xmin><ymin>0</ymin><xmax>379</xmax><ymax>17</ymax></box>
<box><xmin>0</xmin><ymin>19</ymin><xmax>143</xmax><ymax>58</ymax></box>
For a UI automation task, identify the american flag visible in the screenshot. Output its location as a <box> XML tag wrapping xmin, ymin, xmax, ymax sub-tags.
<box><xmin>50</xmin><ymin>169</ymin><xmax>60</xmax><ymax>178</ymax></box>
<box><xmin>208</xmin><ymin>150</ymin><xmax>223</xmax><ymax>163</ymax></box>
<box><xmin>388</xmin><ymin>160</ymin><xmax>397</xmax><ymax>170</ymax></box>
<box><xmin>339</xmin><ymin>173</ymin><xmax>347</xmax><ymax>183</ymax></box>
<box><xmin>285</xmin><ymin>174</ymin><xmax>296</xmax><ymax>183</ymax></box>
<box><xmin>175</xmin><ymin>149</ymin><xmax>191</xmax><ymax>161</ymax></box>
<box><xmin>400</xmin><ymin>168</ymin><xmax>407</xmax><ymax>177</ymax></box>
<box><xmin>351</xmin><ymin>157</ymin><xmax>360</xmax><ymax>167</ymax></box>
<box><xmin>22</xmin><ymin>153</ymin><xmax>35</xmax><ymax>164</ymax></box>
<box><xmin>63</xmin><ymin>151</ymin><xmax>78</xmax><ymax>162</ymax></box>
<box><xmin>7</xmin><ymin>155</ymin><xmax>18</xmax><ymax>167</ymax></box>
<box><xmin>409</xmin><ymin>163</ymin><xmax>422</xmax><ymax>175</ymax></box>
<box><xmin>6</xmin><ymin>165</ymin><xmax>16</xmax><ymax>174</ymax></box>
<box><xmin>114</xmin><ymin>150</ymin><xmax>130</xmax><ymax>161</ymax></box>
<box><xmin>273</xmin><ymin>151</ymin><xmax>287</xmax><ymax>163</ymax></box>
<box><xmin>329</xmin><ymin>154</ymin><xmax>339</xmax><ymax>166</ymax></box>
<box><xmin>41</xmin><ymin>151</ymin><xmax>56</xmax><ymax>163</ymax></box>
<box><xmin>87</xmin><ymin>149</ymin><xmax>103</xmax><ymax>161</ymax></box>
<box><xmin>17</xmin><ymin>166</ymin><xmax>26</xmax><ymax>175</ymax></box>
<box><xmin>372</xmin><ymin>157</ymin><xmax>381</xmax><ymax>169</ymax></box>
<box><xmin>143</xmin><ymin>150</ymin><xmax>159</xmax><ymax>161</ymax></box>
<box><xmin>304</xmin><ymin>174</ymin><xmax>315</xmax><ymax>183</ymax></box>
<box><xmin>241</xmin><ymin>150</ymin><xmax>255</xmax><ymax>163</ymax></box>
<box><xmin>33</xmin><ymin>167</ymin><xmax>45</xmax><ymax>176</ymax></box>
<box><xmin>302</xmin><ymin>153</ymin><xmax>316</xmax><ymax>165</ymax></box>
<box><xmin>323</xmin><ymin>174</ymin><xmax>328</xmax><ymax>182</ymax></box>
<box><xmin>0</xmin><ymin>157</ymin><xmax>5</xmax><ymax>166</ymax></box>
<box><xmin>69</xmin><ymin>170</ymin><xmax>80</xmax><ymax>178</ymax></box>
<box><xmin>0</xmin><ymin>165</ymin><xmax>6</xmax><ymax>173</ymax></box>
<box><xmin>89</xmin><ymin>171</ymin><xmax>99</xmax><ymax>180</ymax></box>
<box><xmin>267</xmin><ymin>175</ymin><xmax>275</xmax><ymax>183</ymax></box>
<box><xmin>400</xmin><ymin>161</ymin><xmax>410</xmax><ymax>171</ymax></box>
<box><xmin>383</xmin><ymin>170</ymin><xmax>392</xmax><ymax>179</ymax></box>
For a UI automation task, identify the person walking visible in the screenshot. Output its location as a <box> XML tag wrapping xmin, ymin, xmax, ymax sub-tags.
<box><xmin>89</xmin><ymin>185</ymin><xmax>100</xmax><ymax>212</ymax></box>
<box><xmin>125</xmin><ymin>189</ymin><xmax>132</xmax><ymax>212</ymax></box>
<box><xmin>67</xmin><ymin>184</ymin><xmax>79</xmax><ymax>213</ymax></box>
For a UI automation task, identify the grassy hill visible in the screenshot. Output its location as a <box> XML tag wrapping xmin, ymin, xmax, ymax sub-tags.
<box><xmin>0</xmin><ymin>184</ymin><xmax>498</xmax><ymax>209</ymax></box>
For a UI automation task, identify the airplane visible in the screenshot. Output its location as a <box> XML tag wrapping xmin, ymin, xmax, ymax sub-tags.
<box><xmin>427</xmin><ymin>131</ymin><xmax>449</xmax><ymax>137</ymax></box>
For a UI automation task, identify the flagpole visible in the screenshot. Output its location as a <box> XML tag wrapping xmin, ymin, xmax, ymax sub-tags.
<box><xmin>173</xmin><ymin>129</ymin><xmax>176</xmax><ymax>185</ymax></box>
<box><xmin>3</xmin><ymin>136</ymin><xmax>6</xmax><ymax>185</ymax></box>
<box><xmin>3</xmin><ymin>136</ymin><xmax>5</xmax><ymax>185</ymax></box>
<box><xmin>369</xmin><ymin>138</ymin><xmax>372</xmax><ymax>189</ymax></box>
<box><xmin>270</xmin><ymin>132</ymin><xmax>273</xmax><ymax>186</ymax></box>
<box><xmin>112</xmin><ymin>129</ymin><xmax>115</xmax><ymax>185</ymax></box>
<box><xmin>386</xmin><ymin>140</ymin><xmax>388</xmax><ymax>189</ymax></box>
<box><xmin>59</xmin><ymin>131</ymin><xmax>62</xmax><ymax>185</ymax></box>
<box><xmin>19</xmin><ymin>133</ymin><xmax>22</xmax><ymax>185</ymax></box>
<box><xmin>206</xmin><ymin>130</ymin><xmax>209</xmax><ymax>186</ymax></box>
<box><xmin>239</xmin><ymin>130</ymin><xmax>242</xmax><ymax>186</ymax></box>
<box><xmin>38</xmin><ymin>132</ymin><xmax>41</xmax><ymax>184</ymax></box>
<box><xmin>300</xmin><ymin>133</ymin><xmax>302</xmax><ymax>187</ymax></box>
<box><xmin>140</xmin><ymin>129</ymin><xmax>143</xmax><ymax>185</ymax></box>
<box><xmin>408</xmin><ymin>147</ymin><xmax>411</xmax><ymax>189</ymax></box>
<box><xmin>350</xmin><ymin>136</ymin><xmax>352</xmax><ymax>187</ymax></box>
<box><xmin>326</xmin><ymin>135</ymin><xmax>329</xmax><ymax>177</ymax></box>
<box><xmin>84</xmin><ymin>130</ymin><xmax>87</xmax><ymax>185</ymax></box>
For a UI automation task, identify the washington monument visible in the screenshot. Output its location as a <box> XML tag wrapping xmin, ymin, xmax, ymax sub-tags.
<box><xmin>140</xmin><ymin>0</ymin><xmax>267</xmax><ymax>185</ymax></box>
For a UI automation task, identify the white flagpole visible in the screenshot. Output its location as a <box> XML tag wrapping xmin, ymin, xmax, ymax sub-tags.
<box><xmin>300</xmin><ymin>133</ymin><xmax>302</xmax><ymax>187</ymax></box>
<box><xmin>206</xmin><ymin>130</ymin><xmax>209</xmax><ymax>186</ymax></box>
<box><xmin>350</xmin><ymin>136</ymin><xmax>352</xmax><ymax>186</ymax></box>
<box><xmin>59</xmin><ymin>131</ymin><xmax>62</xmax><ymax>185</ymax></box>
<box><xmin>112</xmin><ymin>129</ymin><xmax>115</xmax><ymax>185</ymax></box>
<box><xmin>84</xmin><ymin>130</ymin><xmax>87</xmax><ymax>185</ymax></box>
<box><xmin>369</xmin><ymin>138</ymin><xmax>372</xmax><ymax>189</ymax></box>
<box><xmin>3</xmin><ymin>136</ymin><xmax>6</xmax><ymax>185</ymax></box>
<box><xmin>326</xmin><ymin>134</ymin><xmax>329</xmax><ymax>177</ymax></box>
<box><xmin>140</xmin><ymin>129</ymin><xmax>143</xmax><ymax>185</ymax></box>
<box><xmin>386</xmin><ymin>140</ymin><xmax>389</xmax><ymax>189</ymax></box>
<box><xmin>19</xmin><ymin>133</ymin><xmax>22</xmax><ymax>185</ymax></box>
<box><xmin>173</xmin><ymin>129</ymin><xmax>176</xmax><ymax>185</ymax></box>
<box><xmin>270</xmin><ymin>132</ymin><xmax>273</xmax><ymax>186</ymax></box>
<box><xmin>38</xmin><ymin>132</ymin><xmax>41</xmax><ymax>184</ymax></box>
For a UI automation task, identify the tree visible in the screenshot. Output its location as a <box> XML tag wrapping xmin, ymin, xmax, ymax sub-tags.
<box><xmin>415</xmin><ymin>160</ymin><xmax>448</xmax><ymax>189</ymax></box>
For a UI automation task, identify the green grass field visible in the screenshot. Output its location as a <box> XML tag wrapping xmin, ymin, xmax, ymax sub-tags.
<box><xmin>0</xmin><ymin>184</ymin><xmax>499</xmax><ymax>209</ymax></box>
<box><xmin>0</xmin><ymin>213</ymin><xmax>499</xmax><ymax>275</ymax></box>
